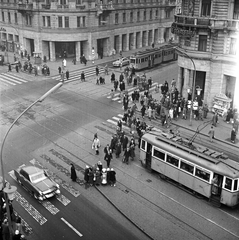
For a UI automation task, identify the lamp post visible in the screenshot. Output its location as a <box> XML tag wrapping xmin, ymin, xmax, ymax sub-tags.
<box><xmin>174</xmin><ymin>47</ymin><xmax>196</xmax><ymax>126</ymax></box>
<box><xmin>0</xmin><ymin>82</ymin><xmax>63</xmax><ymax>240</ymax></box>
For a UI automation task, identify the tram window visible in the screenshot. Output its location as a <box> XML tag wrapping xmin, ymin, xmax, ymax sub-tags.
<box><xmin>136</xmin><ymin>59</ymin><xmax>139</xmax><ymax>64</ymax></box>
<box><xmin>141</xmin><ymin>58</ymin><xmax>145</xmax><ymax>63</ymax></box>
<box><xmin>141</xmin><ymin>140</ymin><xmax>146</xmax><ymax>150</ymax></box>
<box><xmin>234</xmin><ymin>179</ymin><xmax>238</xmax><ymax>191</ymax></box>
<box><xmin>166</xmin><ymin>155</ymin><xmax>179</xmax><ymax>167</ymax></box>
<box><xmin>180</xmin><ymin>161</ymin><xmax>194</xmax><ymax>174</ymax></box>
<box><xmin>153</xmin><ymin>149</ymin><xmax>165</xmax><ymax>161</ymax></box>
<box><xmin>224</xmin><ymin>177</ymin><xmax>232</xmax><ymax>190</ymax></box>
<box><xmin>145</xmin><ymin>57</ymin><xmax>148</xmax><ymax>61</ymax></box>
<box><xmin>195</xmin><ymin>168</ymin><xmax>210</xmax><ymax>182</ymax></box>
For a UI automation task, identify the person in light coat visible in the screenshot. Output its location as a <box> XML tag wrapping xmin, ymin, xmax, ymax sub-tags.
<box><xmin>92</xmin><ymin>137</ymin><xmax>100</xmax><ymax>155</ymax></box>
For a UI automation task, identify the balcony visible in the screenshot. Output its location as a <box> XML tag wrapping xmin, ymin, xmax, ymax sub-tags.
<box><xmin>18</xmin><ymin>3</ymin><xmax>33</xmax><ymax>13</ymax></box>
<box><xmin>96</xmin><ymin>2</ymin><xmax>114</xmax><ymax>16</ymax></box>
<box><xmin>76</xmin><ymin>4</ymin><xmax>85</xmax><ymax>9</ymax></box>
<box><xmin>42</xmin><ymin>4</ymin><xmax>50</xmax><ymax>9</ymax></box>
<box><xmin>57</xmin><ymin>4</ymin><xmax>69</xmax><ymax>9</ymax></box>
<box><xmin>174</xmin><ymin>15</ymin><xmax>210</xmax><ymax>28</ymax></box>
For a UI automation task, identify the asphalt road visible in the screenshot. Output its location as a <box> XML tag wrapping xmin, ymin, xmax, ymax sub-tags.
<box><xmin>1</xmin><ymin>62</ymin><xmax>239</xmax><ymax>240</ymax></box>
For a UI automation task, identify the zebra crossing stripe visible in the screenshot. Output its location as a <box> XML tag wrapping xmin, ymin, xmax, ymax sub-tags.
<box><xmin>0</xmin><ymin>77</ymin><xmax>16</xmax><ymax>85</ymax></box>
<box><xmin>0</xmin><ymin>75</ymin><xmax>23</xmax><ymax>84</ymax></box>
<box><xmin>106</xmin><ymin>118</ymin><xmax>130</xmax><ymax>130</ymax></box>
<box><xmin>3</xmin><ymin>73</ymin><xmax>28</xmax><ymax>83</ymax></box>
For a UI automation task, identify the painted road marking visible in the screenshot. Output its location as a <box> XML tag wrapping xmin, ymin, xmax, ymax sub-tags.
<box><xmin>3</xmin><ymin>73</ymin><xmax>28</xmax><ymax>82</ymax></box>
<box><xmin>61</xmin><ymin>217</ymin><xmax>83</xmax><ymax>237</ymax></box>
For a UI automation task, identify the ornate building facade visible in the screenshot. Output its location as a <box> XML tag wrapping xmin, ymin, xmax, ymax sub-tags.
<box><xmin>0</xmin><ymin>0</ymin><xmax>176</xmax><ymax>61</ymax></box>
<box><xmin>172</xmin><ymin>0</ymin><xmax>239</xmax><ymax>110</ymax></box>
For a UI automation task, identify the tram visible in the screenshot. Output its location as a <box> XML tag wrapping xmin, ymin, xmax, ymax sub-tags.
<box><xmin>129</xmin><ymin>45</ymin><xmax>177</xmax><ymax>71</ymax></box>
<box><xmin>140</xmin><ymin>132</ymin><xmax>239</xmax><ymax>208</ymax></box>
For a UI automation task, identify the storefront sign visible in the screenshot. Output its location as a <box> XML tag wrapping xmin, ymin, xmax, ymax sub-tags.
<box><xmin>171</xmin><ymin>23</ymin><xmax>196</xmax><ymax>38</ymax></box>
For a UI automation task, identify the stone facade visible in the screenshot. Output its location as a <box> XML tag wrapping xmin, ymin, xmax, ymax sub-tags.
<box><xmin>0</xmin><ymin>0</ymin><xmax>176</xmax><ymax>61</ymax></box>
<box><xmin>172</xmin><ymin>0</ymin><xmax>239</xmax><ymax>110</ymax></box>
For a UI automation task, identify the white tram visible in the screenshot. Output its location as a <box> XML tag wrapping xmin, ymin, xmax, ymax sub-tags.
<box><xmin>140</xmin><ymin>132</ymin><xmax>239</xmax><ymax>207</ymax></box>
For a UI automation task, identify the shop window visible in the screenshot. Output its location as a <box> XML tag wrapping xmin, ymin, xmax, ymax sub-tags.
<box><xmin>180</xmin><ymin>161</ymin><xmax>194</xmax><ymax>174</ymax></box>
<box><xmin>198</xmin><ymin>35</ymin><xmax>207</xmax><ymax>52</ymax></box>
<box><xmin>224</xmin><ymin>177</ymin><xmax>232</xmax><ymax>191</ymax></box>
<box><xmin>195</xmin><ymin>167</ymin><xmax>210</xmax><ymax>182</ymax></box>
<box><xmin>201</xmin><ymin>0</ymin><xmax>211</xmax><ymax>17</ymax></box>
<box><xmin>153</xmin><ymin>148</ymin><xmax>165</xmax><ymax>161</ymax></box>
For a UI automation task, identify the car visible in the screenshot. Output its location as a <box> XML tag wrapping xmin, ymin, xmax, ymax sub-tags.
<box><xmin>14</xmin><ymin>165</ymin><xmax>60</xmax><ymax>201</ymax></box>
<box><xmin>112</xmin><ymin>57</ymin><xmax>130</xmax><ymax>67</ymax></box>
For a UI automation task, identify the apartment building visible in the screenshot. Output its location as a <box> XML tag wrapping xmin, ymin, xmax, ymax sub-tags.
<box><xmin>172</xmin><ymin>0</ymin><xmax>239</xmax><ymax>109</ymax></box>
<box><xmin>0</xmin><ymin>0</ymin><xmax>176</xmax><ymax>61</ymax></box>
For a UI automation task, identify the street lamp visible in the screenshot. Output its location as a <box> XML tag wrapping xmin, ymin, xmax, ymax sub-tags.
<box><xmin>0</xmin><ymin>82</ymin><xmax>63</xmax><ymax>240</ymax></box>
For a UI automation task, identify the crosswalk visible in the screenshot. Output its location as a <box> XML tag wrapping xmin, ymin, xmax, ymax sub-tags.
<box><xmin>52</xmin><ymin>66</ymin><xmax>105</xmax><ymax>83</ymax></box>
<box><xmin>0</xmin><ymin>72</ymin><xmax>32</xmax><ymax>86</ymax></box>
<box><xmin>105</xmin><ymin>82</ymin><xmax>158</xmax><ymax>104</ymax></box>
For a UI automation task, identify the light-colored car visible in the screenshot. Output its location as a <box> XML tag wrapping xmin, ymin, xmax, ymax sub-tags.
<box><xmin>14</xmin><ymin>165</ymin><xmax>60</xmax><ymax>201</ymax></box>
<box><xmin>113</xmin><ymin>57</ymin><xmax>130</xmax><ymax>67</ymax></box>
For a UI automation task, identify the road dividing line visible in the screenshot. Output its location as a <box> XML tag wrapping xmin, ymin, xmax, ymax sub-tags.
<box><xmin>61</xmin><ymin>218</ymin><xmax>83</xmax><ymax>237</ymax></box>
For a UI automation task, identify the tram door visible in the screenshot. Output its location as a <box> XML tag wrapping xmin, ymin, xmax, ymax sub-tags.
<box><xmin>145</xmin><ymin>143</ymin><xmax>152</xmax><ymax>169</ymax></box>
<box><xmin>211</xmin><ymin>173</ymin><xmax>223</xmax><ymax>197</ymax></box>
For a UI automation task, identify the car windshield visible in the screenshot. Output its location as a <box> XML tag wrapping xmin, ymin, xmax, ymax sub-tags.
<box><xmin>30</xmin><ymin>172</ymin><xmax>47</xmax><ymax>183</ymax></box>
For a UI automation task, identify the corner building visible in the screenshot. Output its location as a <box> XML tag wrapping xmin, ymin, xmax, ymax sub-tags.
<box><xmin>172</xmin><ymin>0</ymin><xmax>239</xmax><ymax>109</ymax></box>
<box><xmin>0</xmin><ymin>0</ymin><xmax>176</xmax><ymax>61</ymax></box>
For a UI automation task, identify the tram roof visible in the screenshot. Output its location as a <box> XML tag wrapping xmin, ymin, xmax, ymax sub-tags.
<box><xmin>142</xmin><ymin>132</ymin><xmax>239</xmax><ymax>178</ymax></box>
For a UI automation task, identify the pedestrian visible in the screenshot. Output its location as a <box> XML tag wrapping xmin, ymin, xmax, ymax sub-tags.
<box><xmin>8</xmin><ymin>63</ymin><xmax>12</xmax><ymax>72</ymax></box>
<box><xmin>208</xmin><ymin>126</ymin><xmax>215</xmax><ymax>142</ymax></box>
<box><xmin>110</xmin><ymin>89</ymin><xmax>114</xmax><ymax>100</ymax></box>
<box><xmin>84</xmin><ymin>165</ymin><xmax>90</xmax><ymax>183</ymax></box>
<box><xmin>123</xmin><ymin>147</ymin><xmax>131</xmax><ymax>164</ymax></box>
<box><xmin>212</xmin><ymin>112</ymin><xmax>218</xmax><ymax>127</ymax></box>
<box><xmin>111</xmin><ymin>72</ymin><xmax>115</xmax><ymax>82</ymax></box>
<box><xmin>94</xmin><ymin>168</ymin><xmax>101</xmax><ymax>186</ymax></box>
<box><xmin>104</xmin><ymin>64</ymin><xmax>109</xmax><ymax>75</ymax></box>
<box><xmin>62</xmin><ymin>58</ymin><xmax>66</xmax><ymax>69</ymax></box>
<box><xmin>81</xmin><ymin>71</ymin><xmax>85</xmax><ymax>82</ymax></box>
<box><xmin>58</xmin><ymin>66</ymin><xmax>61</xmax><ymax>74</ymax></box>
<box><xmin>70</xmin><ymin>163</ymin><xmax>77</xmax><ymax>182</ymax></box>
<box><xmin>15</xmin><ymin>64</ymin><xmax>19</xmax><ymax>73</ymax></box>
<box><xmin>92</xmin><ymin>136</ymin><xmax>100</xmax><ymax>155</ymax></box>
<box><xmin>101</xmin><ymin>168</ymin><xmax>107</xmax><ymax>185</ymax></box>
<box><xmin>129</xmin><ymin>138</ymin><xmax>135</xmax><ymax>161</ymax></box>
<box><xmin>110</xmin><ymin>168</ymin><xmax>116</xmax><ymax>187</ymax></box>
<box><xmin>115</xmin><ymin>140</ymin><xmax>121</xmax><ymax>158</ymax></box>
<box><xmin>148</xmin><ymin>105</ymin><xmax>152</xmax><ymax>121</ymax></box>
<box><xmin>72</xmin><ymin>57</ymin><xmax>76</xmax><ymax>65</ymax></box>
<box><xmin>13</xmin><ymin>230</ymin><xmax>21</xmax><ymax>240</ymax></box>
<box><xmin>141</xmin><ymin>105</ymin><xmax>146</xmax><ymax>119</ymax></box>
<box><xmin>231</xmin><ymin>128</ymin><xmax>236</xmax><ymax>143</ymax></box>
<box><xmin>60</xmin><ymin>71</ymin><xmax>65</xmax><ymax>82</ymax></box>
<box><xmin>97</xmin><ymin>161</ymin><xmax>103</xmax><ymax>173</ymax></box>
<box><xmin>114</xmin><ymin>79</ymin><xmax>119</xmax><ymax>91</ymax></box>
<box><xmin>88</xmin><ymin>168</ymin><xmax>94</xmax><ymax>186</ymax></box>
<box><xmin>122</xmin><ymin>134</ymin><xmax>128</xmax><ymax>151</ymax></box>
<box><xmin>15</xmin><ymin>216</ymin><xmax>22</xmax><ymax>234</ymax></box>
<box><xmin>2</xmin><ymin>219</ymin><xmax>10</xmax><ymax>240</ymax></box>
<box><xmin>96</xmin><ymin>66</ymin><xmax>99</xmax><ymax>76</ymax></box>
<box><xmin>104</xmin><ymin>144</ymin><xmax>113</xmax><ymax>168</ymax></box>
<box><xmin>66</xmin><ymin>69</ymin><xmax>69</xmax><ymax>80</ymax></box>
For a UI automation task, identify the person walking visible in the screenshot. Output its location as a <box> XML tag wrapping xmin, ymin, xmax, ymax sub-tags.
<box><xmin>129</xmin><ymin>138</ymin><xmax>136</xmax><ymax>161</ymax></box>
<box><xmin>58</xmin><ymin>66</ymin><xmax>62</xmax><ymax>74</ymax></box>
<box><xmin>60</xmin><ymin>71</ymin><xmax>65</xmax><ymax>82</ymax></box>
<box><xmin>115</xmin><ymin>140</ymin><xmax>122</xmax><ymax>158</ymax></box>
<box><xmin>66</xmin><ymin>69</ymin><xmax>69</xmax><ymax>80</ymax></box>
<box><xmin>109</xmin><ymin>168</ymin><xmax>116</xmax><ymax>187</ymax></box>
<box><xmin>62</xmin><ymin>58</ymin><xmax>66</xmax><ymax>69</ymax></box>
<box><xmin>8</xmin><ymin>63</ymin><xmax>12</xmax><ymax>72</ymax></box>
<box><xmin>231</xmin><ymin>128</ymin><xmax>236</xmax><ymax>143</ymax></box>
<box><xmin>212</xmin><ymin>112</ymin><xmax>218</xmax><ymax>127</ymax></box>
<box><xmin>122</xmin><ymin>134</ymin><xmax>128</xmax><ymax>151</ymax></box>
<box><xmin>141</xmin><ymin>105</ymin><xmax>146</xmax><ymax>119</ymax></box>
<box><xmin>208</xmin><ymin>126</ymin><xmax>215</xmax><ymax>142</ymax></box>
<box><xmin>81</xmin><ymin>71</ymin><xmax>85</xmax><ymax>82</ymax></box>
<box><xmin>96</xmin><ymin>66</ymin><xmax>99</xmax><ymax>76</ymax></box>
<box><xmin>84</xmin><ymin>165</ymin><xmax>90</xmax><ymax>183</ymax></box>
<box><xmin>92</xmin><ymin>136</ymin><xmax>100</xmax><ymax>155</ymax></box>
<box><xmin>123</xmin><ymin>147</ymin><xmax>131</xmax><ymax>164</ymax></box>
<box><xmin>104</xmin><ymin>144</ymin><xmax>113</xmax><ymax>168</ymax></box>
<box><xmin>70</xmin><ymin>163</ymin><xmax>77</xmax><ymax>182</ymax></box>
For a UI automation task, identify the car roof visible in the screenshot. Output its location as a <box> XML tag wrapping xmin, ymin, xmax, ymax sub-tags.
<box><xmin>22</xmin><ymin>166</ymin><xmax>43</xmax><ymax>175</ymax></box>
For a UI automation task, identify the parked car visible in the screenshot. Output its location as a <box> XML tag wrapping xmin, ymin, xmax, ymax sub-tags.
<box><xmin>113</xmin><ymin>57</ymin><xmax>130</xmax><ymax>67</ymax></box>
<box><xmin>14</xmin><ymin>165</ymin><xmax>60</xmax><ymax>201</ymax></box>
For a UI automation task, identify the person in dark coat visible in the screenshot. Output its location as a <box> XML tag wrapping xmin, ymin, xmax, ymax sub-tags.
<box><xmin>8</xmin><ymin>64</ymin><xmax>12</xmax><ymax>72</ymax></box>
<box><xmin>104</xmin><ymin>144</ymin><xmax>113</xmax><ymax>168</ymax></box>
<box><xmin>70</xmin><ymin>163</ymin><xmax>77</xmax><ymax>182</ymax></box>
<box><xmin>115</xmin><ymin>141</ymin><xmax>122</xmax><ymax>158</ymax></box>
<box><xmin>15</xmin><ymin>64</ymin><xmax>19</xmax><ymax>73</ymax></box>
<box><xmin>81</xmin><ymin>71</ymin><xmax>85</xmax><ymax>81</ymax></box>
<box><xmin>88</xmin><ymin>168</ymin><xmax>94</xmax><ymax>186</ymax></box>
<box><xmin>106</xmin><ymin>168</ymin><xmax>111</xmax><ymax>185</ymax></box>
<box><xmin>123</xmin><ymin>147</ymin><xmax>131</xmax><ymax>164</ymax></box>
<box><xmin>96</xmin><ymin>66</ymin><xmax>99</xmax><ymax>76</ymax></box>
<box><xmin>111</xmin><ymin>72</ymin><xmax>115</xmax><ymax>82</ymax></box>
<box><xmin>110</xmin><ymin>168</ymin><xmax>116</xmax><ymax>187</ymax></box>
<box><xmin>212</xmin><ymin>112</ymin><xmax>218</xmax><ymax>127</ymax></box>
<box><xmin>141</xmin><ymin>105</ymin><xmax>146</xmax><ymax>119</ymax></box>
<box><xmin>122</xmin><ymin>135</ymin><xmax>128</xmax><ymax>151</ymax></box>
<box><xmin>84</xmin><ymin>165</ymin><xmax>90</xmax><ymax>183</ymax></box>
<box><xmin>66</xmin><ymin>70</ymin><xmax>69</xmax><ymax>80</ymax></box>
<box><xmin>129</xmin><ymin>138</ymin><xmax>136</xmax><ymax>161</ymax></box>
<box><xmin>231</xmin><ymin>128</ymin><xmax>236</xmax><ymax>143</ymax></box>
<box><xmin>97</xmin><ymin>161</ymin><xmax>103</xmax><ymax>173</ymax></box>
<box><xmin>114</xmin><ymin>79</ymin><xmax>119</xmax><ymax>91</ymax></box>
<box><xmin>58</xmin><ymin>66</ymin><xmax>61</xmax><ymax>74</ymax></box>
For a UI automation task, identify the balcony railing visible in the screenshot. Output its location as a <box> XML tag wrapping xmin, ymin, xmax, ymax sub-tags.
<box><xmin>174</xmin><ymin>15</ymin><xmax>210</xmax><ymax>27</ymax></box>
<box><xmin>18</xmin><ymin>3</ymin><xmax>33</xmax><ymax>10</ymax></box>
<box><xmin>57</xmin><ymin>4</ymin><xmax>69</xmax><ymax>9</ymax></box>
<box><xmin>42</xmin><ymin>4</ymin><xmax>50</xmax><ymax>9</ymax></box>
<box><xmin>76</xmin><ymin>4</ymin><xmax>85</xmax><ymax>9</ymax></box>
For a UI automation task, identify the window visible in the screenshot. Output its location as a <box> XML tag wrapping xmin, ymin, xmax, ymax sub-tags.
<box><xmin>82</xmin><ymin>16</ymin><xmax>85</xmax><ymax>26</ymax></box>
<box><xmin>195</xmin><ymin>167</ymin><xmax>210</xmax><ymax>182</ymax></box>
<box><xmin>143</xmin><ymin>10</ymin><xmax>146</xmax><ymax>20</ymax></box>
<box><xmin>137</xmin><ymin>11</ymin><xmax>140</xmax><ymax>22</ymax></box>
<box><xmin>149</xmin><ymin>9</ymin><xmax>152</xmax><ymax>20</ymax></box>
<box><xmin>234</xmin><ymin>179</ymin><xmax>238</xmax><ymax>191</ymax></box>
<box><xmin>76</xmin><ymin>0</ymin><xmax>82</xmax><ymax>4</ymax></box>
<box><xmin>166</xmin><ymin>154</ymin><xmax>179</xmax><ymax>167</ymax></box>
<box><xmin>43</xmin><ymin>16</ymin><xmax>46</xmax><ymax>27</ymax></box>
<box><xmin>15</xmin><ymin>35</ymin><xmax>19</xmax><ymax>42</ymax></box>
<box><xmin>198</xmin><ymin>35</ymin><xmax>207</xmax><ymax>52</ymax></box>
<box><xmin>60</xmin><ymin>0</ymin><xmax>67</xmax><ymax>4</ymax></box>
<box><xmin>201</xmin><ymin>0</ymin><xmax>211</xmax><ymax>17</ymax></box>
<box><xmin>77</xmin><ymin>16</ymin><xmax>85</xmax><ymax>27</ymax></box>
<box><xmin>130</xmin><ymin>12</ymin><xmax>133</xmax><ymax>22</ymax></box>
<box><xmin>155</xmin><ymin>9</ymin><xmax>158</xmax><ymax>19</ymax></box>
<box><xmin>14</xmin><ymin>12</ymin><xmax>17</xmax><ymax>24</ymax></box>
<box><xmin>115</xmin><ymin>13</ymin><xmax>118</xmax><ymax>24</ymax></box>
<box><xmin>123</xmin><ymin>12</ymin><xmax>126</xmax><ymax>23</ymax></box>
<box><xmin>26</xmin><ymin>15</ymin><xmax>32</xmax><ymax>26</ymax></box>
<box><xmin>180</xmin><ymin>161</ymin><xmax>194</xmax><ymax>174</ymax></box>
<box><xmin>165</xmin><ymin>10</ymin><xmax>170</xmax><ymax>18</ymax></box>
<box><xmin>8</xmin><ymin>12</ymin><xmax>11</xmax><ymax>23</ymax></box>
<box><xmin>65</xmin><ymin>16</ymin><xmax>69</xmax><ymax>28</ymax></box>
<box><xmin>229</xmin><ymin>38</ymin><xmax>237</xmax><ymax>55</ymax></box>
<box><xmin>141</xmin><ymin>139</ymin><xmax>146</xmax><ymax>150</ymax></box>
<box><xmin>153</xmin><ymin>148</ymin><xmax>165</xmax><ymax>161</ymax></box>
<box><xmin>224</xmin><ymin>177</ymin><xmax>232</xmax><ymax>190</ymax></box>
<box><xmin>47</xmin><ymin>16</ymin><xmax>51</xmax><ymax>27</ymax></box>
<box><xmin>58</xmin><ymin>16</ymin><xmax>63</xmax><ymax>28</ymax></box>
<box><xmin>2</xmin><ymin>12</ymin><xmax>4</xmax><ymax>22</ymax></box>
<box><xmin>8</xmin><ymin>34</ymin><xmax>13</xmax><ymax>41</ymax></box>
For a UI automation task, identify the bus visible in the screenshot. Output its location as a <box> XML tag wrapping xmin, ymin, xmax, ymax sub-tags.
<box><xmin>140</xmin><ymin>132</ymin><xmax>239</xmax><ymax>208</ymax></box>
<box><xmin>129</xmin><ymin>45</ymin><xmax>177</xmax><ymax>71</ymax></box>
